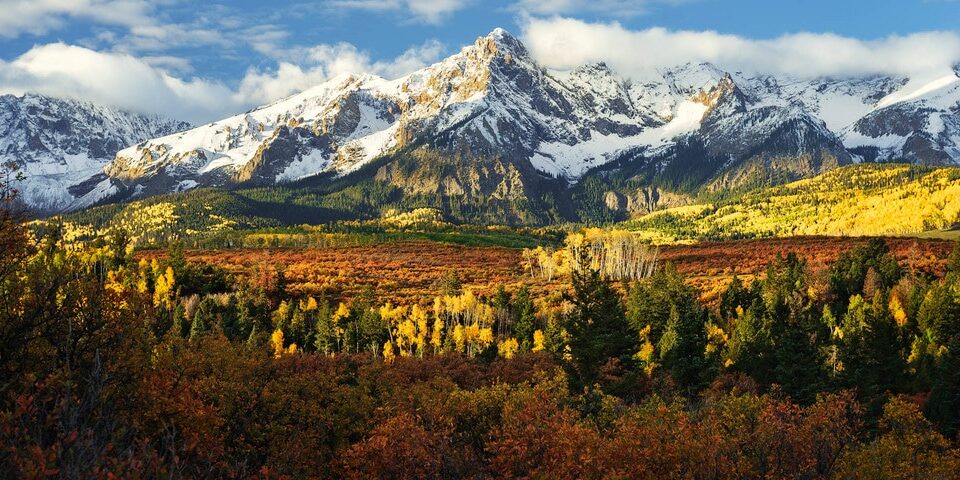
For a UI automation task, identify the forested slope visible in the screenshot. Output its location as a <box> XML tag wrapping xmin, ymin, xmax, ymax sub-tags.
<box><xmin>625</xmin><ymin>163</ymin><xmax>960</xmax><ymax>242</ymax></box>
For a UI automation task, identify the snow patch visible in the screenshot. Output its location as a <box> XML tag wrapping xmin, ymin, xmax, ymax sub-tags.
<box><xmin>277</xmin><ymin>149</ymin><xmax>330</xmax><ymax>182</ymax></box>
<box><xmin>875</xmin><ymin>73</ymin><xmax>960</xmax><ymax>110</ymax></box>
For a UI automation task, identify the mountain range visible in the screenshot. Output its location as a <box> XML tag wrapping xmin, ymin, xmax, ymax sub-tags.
<box><xmin>7</xmin><ymin>28</ymin><xmax>960</xmax><ymax>224</ymax></box>
<box><xmin>1</xmin><ymin>93</ymin><xmax>189</xmax><ymax>213</ymax></box>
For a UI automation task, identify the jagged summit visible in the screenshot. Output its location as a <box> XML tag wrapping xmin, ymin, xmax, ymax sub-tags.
<box><xmin>486</xmin><ymin>27</ymin><xmax>526</xmax><ymax>54</ymax></box>
<box><xmin>0</xmin><ymin>93</ymin><xmax>188</xmax><ymax>213</ymax></box>
<box><xmin>9</xmin><ymin>28</ymin><xmax>960</xmax><ymax>218</ymax></box>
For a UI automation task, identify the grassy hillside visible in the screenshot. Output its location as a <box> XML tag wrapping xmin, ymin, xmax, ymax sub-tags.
<box><xmin>47</xmin><ymin>194</ymin><xmax>563</xmax><ymax>250</ymax></box>
<box><xmin>52</xmin><ymin>163</ymin><xmax>960</xmax><ymax>247</ymax></box>
<box><xmin>623</xmin><ymin>163</ymin><xmax>960</xmax><ymax>242</ymax></box>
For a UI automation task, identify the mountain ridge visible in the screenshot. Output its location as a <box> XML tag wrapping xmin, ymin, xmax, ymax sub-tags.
<box><xmin>9</xmin><ymin>28</ymin><xmax>960</xmax><ymax>223</ymax></box>
<box><xmin>1</xmin><ymin>92</ymin><xmax>189</xmax><ymax>213</ymax></box>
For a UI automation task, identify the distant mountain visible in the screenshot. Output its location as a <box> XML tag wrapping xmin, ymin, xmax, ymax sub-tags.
<box><xmin>19</xmin><ymin>29</ymin><xmax>960</xmax><ymax>223</ymax></box>
<box><xmin>0</xmin><ymin>93</ymin><xmax>189</xmax><ymax>213</ymax></box>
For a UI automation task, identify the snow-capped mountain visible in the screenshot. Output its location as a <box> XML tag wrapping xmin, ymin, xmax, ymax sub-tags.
<box><xmin>34</xmin><ymin>29</ymin><xmax>960</xmax><ymax>216</ymax></box>
<box><xmin>0</xmin><ymin>93</ymin><xmax>189</xmax><ymax>213</ymax></box>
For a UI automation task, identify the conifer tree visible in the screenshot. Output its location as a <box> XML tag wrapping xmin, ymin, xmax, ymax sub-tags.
<box><xmin>657</xmin><ymin>303</ymin><xmax>708</xmax><ymax>394</ymax></box>
<box><xmin>513</xmin><ymin>286</ymin><xmax>536</xmax><ymax>349</ymax></box>
<box><xmin>563</xmin><ymin>259</ymin><xmax>636</xmax><ymax>391</ymax></box>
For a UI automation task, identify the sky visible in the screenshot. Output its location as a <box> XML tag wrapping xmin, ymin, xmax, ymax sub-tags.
<box><xmin>0</xmin><ymin>0</ymin><xmax>958</xmax><ymax>123</ymax></box>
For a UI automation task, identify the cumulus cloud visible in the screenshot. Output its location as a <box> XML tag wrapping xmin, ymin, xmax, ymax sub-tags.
<box><xmin>234</xmin><ymin>40</ymin><xmax>445</xmax><ymax>106</ymax></box>
<box><xmin>0</xmin><ymin>43</ymin><xmax>235</xmax><ymax>122</ymax></box>
<box><xmin>521</xmin><ymin>17</ymin><xmax>960</xmax><ymax>78</ymax></box>
<box><xmin>0</xmin><ymin>0</ymin><xmax>153</xmax><ymax>38</ymax></box>
<box><xmin>0</xmin><ymin>40</ymin><xmax>446</xmax><ymax>124</ymax></box>
<box><xmin>328</xmin><ymin>0</ymin><xmax>473</xmax><ymax>24</ymax></box>
<box><xmin>511</xmin><ymin>0</ymin><xmax>685</xmax><ymax>16</ymax></box>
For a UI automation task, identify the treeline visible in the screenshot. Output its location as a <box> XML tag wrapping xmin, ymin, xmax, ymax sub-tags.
<box><xmin>522</xmin><ymin>228</ymin><xmax>659</xmax><ymax>281</ymax></box>
<box><xmin>54</xmin><ymin>201</ymin><xmax>565</xmax><ymax>251</ymax></box>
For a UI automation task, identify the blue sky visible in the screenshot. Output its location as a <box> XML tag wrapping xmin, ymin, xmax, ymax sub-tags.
<box><xmin>1</xmin><ymin>0</ymin><xmax>958</xmax><ymax>122</ymax></box>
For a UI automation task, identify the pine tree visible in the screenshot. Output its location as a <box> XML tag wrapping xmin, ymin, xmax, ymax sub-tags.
<box><xmin>837</xmin><ymin>293</ymin><xmax>908</xmax><ymax>413</ymax></box>
<box><xmin>657</xmin><ymin>303</ymin><xmax>708</xmax><ymax>394</ymax></box>
<box><xmin>563</xmin><ymin>260</ymin><xmax>636</xmax><ymax>391</ymax></box>
<box><xmin>513</xmin><ymin>286</ymin><xmax>536</xmax><ymax>349</ymax></box>
<box><xmin>927</xmin><ymin>338</ymin><xmax>960</xmax><ymax>438</ymax></box>
<box><xmin>313</xmin><ymin>300</ymin><xmax>336</xmax><ymax>354</ymax></box>
<box><xmin>625</xmin><ymin>264</ymin><xmax>693</xmax><ymax>344</ymax></box>
<box><xmin>720</xmin><ymin>275</ymin><xmax>754</xmax><ymax>321</ymax></box>
<box><xmin>190</xmin><ymin>309</ymin><xmax>208</xmax><ymax>341</ymax></box>
<box><xmin>726</xmin><ymin>299</ymin><xmax>775</xmax><ymax>384</ymax></box>
<box><xmin>172</xmin><ymin>302</ymin><xmax>188</xmax><ymax>338</ymax></box>
<box><xmin>440</xmin><ymin>270</ymin><xmax>462</xmax><ymax>296</ymax></box>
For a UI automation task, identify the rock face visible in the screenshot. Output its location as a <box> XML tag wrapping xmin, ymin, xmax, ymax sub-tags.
<box><xmin>10</xmin><ymin>29</ymin><xmax>960</xmax><ymax>218</ymax></box>
<box><xmin>0</xmin><ymin>93</ymin><xmax>189</xmax><ymax>213</ymax></box>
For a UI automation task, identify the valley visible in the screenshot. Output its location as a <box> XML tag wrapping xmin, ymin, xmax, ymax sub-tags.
<box><xmin>137</xmin><ymin>234</ymin><xmax>954</xmax><ymax>306</ymax></box>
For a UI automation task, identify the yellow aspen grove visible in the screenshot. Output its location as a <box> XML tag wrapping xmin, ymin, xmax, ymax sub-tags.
<box><xmin>383</xmin><ymin>341</ymin><xmax>395</xmax><ymax>364</ymax></box>
<box><xmin>431</xmin><ymin>318</ymin><xmax>443</xmax><ymax>354</ymax></box>
<box><xmin>411</xmin><ymin>304</ymin><xmax>429</xmax><ymax>357</ymax></box>
<box><xmin>705</xmin><ymin>323</ymin><xmax>729</xmax><ymax>355</ymax></box>
<box><xmin>478</xmin><ymin>327</ymin><xmax>494</xmax><ymax>350</ymax></box>
<box><xmin>398</xmin><ymin>318</ymin><xmax>416</xmax><ymax>356</ymax></box>
<box><xmin>465</xmin><ymin>324</ymin><xmax>480</xmax><ymax>355</ymax></box>
<box><xmin>889</xmin><ymin>294</ymin><xmax>908</xmax><ymax>327</ymax></box>
<box><xmin>453</xmin><ymin>324</ymin><xmax>466</xmax><ymax>353</ymax></box>
<box><xmin>333</xmin><ymin>302</ymin><xmax>350</xmax><ymax>321</ymax></box>
<box><xmin>532</xmin><ymin>329</ymin><xmax>545</xmax><ymax>352</ymax></box>
<box><xmin>433</xmin><ymin>296</ymin><xmax>444</xmax><ymax>322</ymax></box>
<box><xmin>433</xmin><ymin>289</ymin><xmax>497</xmax><ymax>357</ymax></box>
<box><xmin>271</xmin><ymin>329</ymin><xmax>285</xmax><ymax>358</ymax></box>
<box><xmin>332</xmin><ymin>302</ymin><xmax>350</xmax><ymax>350</ymax></box>
<box><xmin>523</xmin><ymin>229</ymin><xmax>658</xmax><ymax>282</ymax></box>
<box><xmin>136</xmin><ymin>259</ymin><xmax>150</xmax><ymax>293</ymax></box>
<box><xmin>153</xmin><ymin>266</ymin><xmax>175</xmax><ymax>310</ymax></box>
<box><xmin>498</xmin><ymin>338</ymin><xmax>519</xmax><ymax>359</ymax></box>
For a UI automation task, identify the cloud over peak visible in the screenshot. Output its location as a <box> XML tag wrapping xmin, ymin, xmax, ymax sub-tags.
<box><xmin>521</xmin><ymin>17</ymin><xmax>960</xmax><ymax>79</ymax></box>
<box><xmin>0</xmin><ymin>40</ymin><xmax>447</xmax><ymax>123</ymax></box>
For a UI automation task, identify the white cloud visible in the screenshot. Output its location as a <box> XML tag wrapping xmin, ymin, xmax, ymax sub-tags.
<box><xmin>511</xmin><ymin>0</ymin><xmax>695</xmax><ymax>17</ymax></box>
<box><xmin>521</xmin><ymin>17</ymin><xmax>960</xmax><ymax>78</ymax></box>
<box><xmin>0</xmin><ymin>40</ymin><xmax>446</xmax><ymax>123</ymax></box>
<box><xmin>0</xmin><ymin>43</ymin><xmax>238</xmax><ymax>123</ymax></box>
<box><xmin>328</xmin><ymin>0</ymin><xmax>472</xmax><ymax>24</ymax></box>
<box><xmin>140</xmin><ymin>55</ymin><xmax>195</xmax><ymax>74</ymax></box>
<box><xmin>513</xmin><ymin>0</ymin><xmax>648</xmax><ymax>16</ymax></box>
<box><xmin>234</xmin><ymin>40</ymin><xmax>445</xmax><ymax>105</ymax></box>
<box><xmin>0</xmin><ymin>0</ymin><xmax>154</xmax><ymax>38</ymax></box>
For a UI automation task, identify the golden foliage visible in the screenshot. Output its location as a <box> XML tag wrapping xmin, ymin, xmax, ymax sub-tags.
<box><xmin>271</xmin><ymin>329</ymin><xmax>285</xmax><ymax>358</ymax></box>
<box><xmin>627</xmin><ymin>164</ymin><xmax>960</xmax><ymax>241</ymax></box>
<box><xmin>523</xmin><ymin>229</ymin><xmax>658</xmax><ymax>281</ymax></box>
<box><xmin>498</xmin><ymin>338</ymin><xmax>519</xmax><ymax>359</ymax></box>
<box><xmin>532</xmin><ymin>330</ymin><xmax>545</xmax><ymax>352</ymax></box>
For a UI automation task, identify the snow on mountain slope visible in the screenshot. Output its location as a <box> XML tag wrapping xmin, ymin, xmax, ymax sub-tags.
<box><xmin>0</xmin><ymin>93</ymin><xmax>189</xmax><ymax>213</ymax></box>
<box><xmin>844</xmin><ymin>70</ymin><xmax>960</xmax><ymax>164</ymax></box>
<box><xmin>72</xmin><ymin>28</ymin><xmax>960</xmax><ymax>208</ymax></box>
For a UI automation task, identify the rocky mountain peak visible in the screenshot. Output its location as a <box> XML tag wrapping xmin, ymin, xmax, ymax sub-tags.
<box><xmin>12</xmin><ymin>28</ymin><xmax>960</xmax><ymax>216</ymax></box>
<box><xmin>0</xmin><ymin>92</ymin><xmax>188</xmax><ymax>213</ymax></box>
<box><xmin>483</xmin><ymin>28</ymin><xmax>527</xmax><ymax>60</ymax></box>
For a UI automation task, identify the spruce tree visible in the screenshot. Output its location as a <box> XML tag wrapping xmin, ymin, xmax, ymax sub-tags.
<box><xmin>657</xmin><ymin>303</ymin><xmax>708</xmax><ymax>394</ymax></box>
<box><xmin>927</xmin><ymin>338</ymin><xmax>960</xmax><ymax>438</ymax></box>
<box><xmin>563</xmin><ymin>261</ymin><xmax>636</xmax><ymax>391</ymax></box>
<box><xmin>190</xmin><ymin>311</ymin><xmax>208</xmax><ymax>341</ymax></box>
<box><xmin>513</xmin><ymin>286</ymin><xmax>536</xmax><ymax>348</ymax></box>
